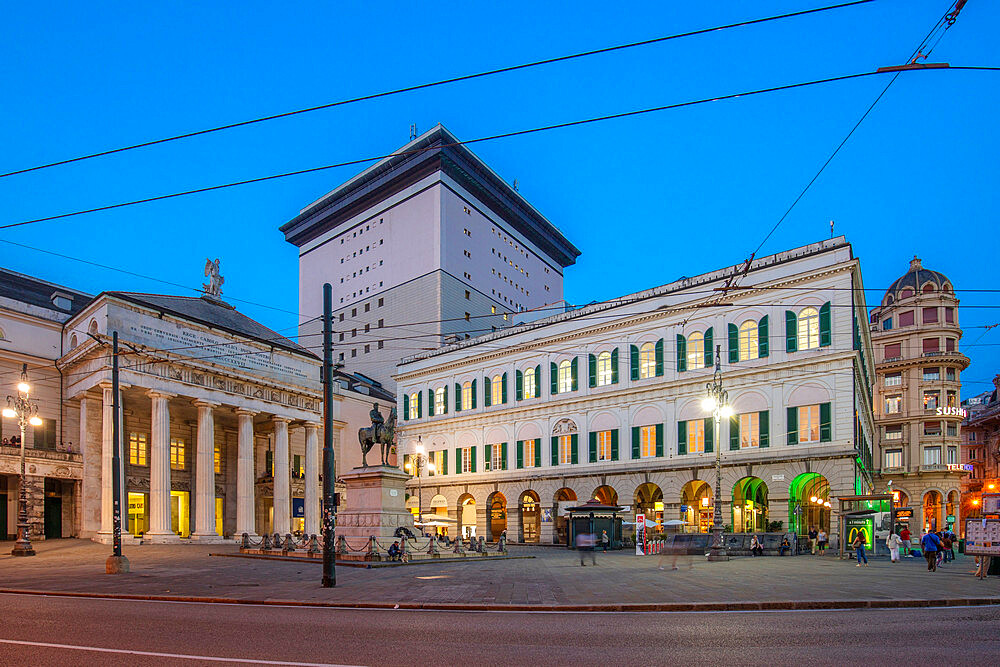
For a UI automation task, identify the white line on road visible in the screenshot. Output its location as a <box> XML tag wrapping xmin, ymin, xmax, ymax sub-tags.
<box><xmin>0</xmin><ymin>638</ymin><xmax>362</xmax><ymax>666</ymax></box>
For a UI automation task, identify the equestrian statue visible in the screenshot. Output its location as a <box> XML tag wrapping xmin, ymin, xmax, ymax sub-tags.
<box><xmin>358</xmin><ymin>403</ymin><xmax>396</xmax><ymax>467</ymax></box>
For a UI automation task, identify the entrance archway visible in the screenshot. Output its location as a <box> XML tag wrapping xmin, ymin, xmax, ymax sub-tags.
<box><xmin>732</xmin><ymin>477</ymin><xmax>769</xmax><ymax>533</ymax></box>
<box><xmin>487</xmin><ymin>491</ymin><xmax>507</xmax><ymax>541</ymax></box>
<box><xmin>457</xmin><ymin>493</ymin><xmax>477</xmax><ymax>539</ymax></box>
<box><xmin>519</xmin><ymin>490</ymin><xmax>540</xmax><ymax>543</ymax></box>
<box><xmin>892</xmin><ymin>489</ymin><xmax>909</xmax><ymax>508</ymax></box>
<box><xmin>593</xmin><ymin>485</ymin><xmax>618</xmax><ymax>506</ymax></box>
<box><xmin>680</xmin><ymin>480</ymin><xmax>712</xmax><ymax>533</ymax></box>
<box><xmin>553</xmin><ymin>487</ymin><xmax>577</xmax><ymax>545</ymax></box>
<box><xmin>788</xmin><ymin>473</ymin><xmax>830</xmax><ymax>534</ymax></box>
<box><xmin>924</xmin><ymin>490</ymin><xmax>942</xmax><ymax>532</ymax></box>
<box><xmin>946</xmin><ymin>490</ymin><xmax>959</xmax><ymax>529</ymax></box>
<box><xmin>634</xmin><ymin>483</ymin><xmax>663</xmax><ymax>533</ymax></box>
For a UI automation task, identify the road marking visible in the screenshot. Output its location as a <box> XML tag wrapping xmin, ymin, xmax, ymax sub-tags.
<box><xmin>0</xmin><ymin>638</ymin><xmax>361</xmax><ymax>666</ymax></box>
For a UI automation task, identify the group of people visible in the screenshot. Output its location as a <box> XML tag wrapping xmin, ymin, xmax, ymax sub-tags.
<box><xmin>878</xmin><ymin>526</ymin><xmax>957</xmax><ymax>571</ymax></box>
<box><xmin>806</xmin><ymin>526</ymin><xmax>830</xmax><ymax>554</ymax></box>
<box><xmin>1</xmin><ymin>435</ymin><xmax>22</xmax><ymax>446</ymax></box>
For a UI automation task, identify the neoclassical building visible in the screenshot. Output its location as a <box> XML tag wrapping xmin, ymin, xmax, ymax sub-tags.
<box><xmin>869</xmin><ymin>257</ymin><xmax>969</xmax><ymax>533</ymax></box>
<box><xmin>395</xmin><ymin>237</ymin><xmax>876</xmax><ymax>544</ymax></box>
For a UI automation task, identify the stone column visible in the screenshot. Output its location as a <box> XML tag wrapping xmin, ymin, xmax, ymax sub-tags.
<box><xmin>235</xmin><ymin>409</ymin><xmax>258</xmax><ymax>537</ymax></box>
<box><xmin>145</xmin><ymin>391</ymin><xmax>176</xmax><ymax>541</ymax></box>
<box><xmin>191</xmin><ymin>400</ymin><xmax>220</xmax><ymax>539</ymax></box>
<box><xmin>97</xmin><ymin>382</ymin><xmax>115</xmax><ymax>540</ymax></box>
<box><xmin>272</xmin><ymin>416</ymin><xmax>292</xmax><ymax>536</ymax></box>
<box><xmin>304</xmin><ymin>422</ymin><xmax>320</xmax><ymax>536</ymax></box>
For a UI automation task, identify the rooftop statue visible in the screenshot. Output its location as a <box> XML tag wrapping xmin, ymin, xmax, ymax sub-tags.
<box><xmin>203</xmin><ymin>258</ymin><xmax>224</xmax><ymax>298</ymax></box>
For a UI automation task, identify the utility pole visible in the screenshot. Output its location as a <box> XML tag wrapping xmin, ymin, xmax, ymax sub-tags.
<box><xmin>321</xmin><ymin>283</ymin><xmax>337</xmax><ymax>587</ymax></box>
<box><xmin>106</xmin><ymin>331</ymin><xmax>129</xmax><ymax>574</ymax></box>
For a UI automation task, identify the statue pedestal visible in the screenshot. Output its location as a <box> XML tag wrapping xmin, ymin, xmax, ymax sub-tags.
<box><xmin>337</xmin><ymin>466</ymin><xmax>415</xmax><ymax>550</ymax></box>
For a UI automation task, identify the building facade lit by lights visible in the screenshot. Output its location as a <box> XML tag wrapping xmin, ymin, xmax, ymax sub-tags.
<box><xmin>960</xmin><ymin>377</ymin><xmax>1000</xmax><ymax>531</ymax></box>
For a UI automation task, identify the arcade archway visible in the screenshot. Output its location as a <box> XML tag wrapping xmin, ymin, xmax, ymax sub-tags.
<box><xmin>593</xmin><ymin>485</ymin><xmax>618</xmax><ymax>506</ymax></box>
<box><xmin>553</xmin><ymin>487</ymin><xmax>577</xmax><ymax>545</ymax></box>
<box><xmin>680</xmin><ymin>480</ymin><xmax>713</xmax><ymax>533</ymax></box>
<box><xmin>788</xmin><ymin>473</ymin><xmax>830</xmax><ymax>534</ymax></box>
<box><xmin>457</xmin><ymin>493</ymin><xmax>477</xmax><ymax>539</ymax></box>
<box><xmin>519</xmin><ymin>490</ymin><xmax>540</xmax><ymax>543</ymax></box>
<box><xmin>487</xmin><ymin>491</ymin><xmax>507</xmax><ymax>541</ymax></box>
<box><xmin>732</xmin><ymin>477</ymin><xmax>769</xmax><ymax>533</ymax></box>
<box><xmin>634</xmin><ymin>483</ymin><xmax>663</xmax><ymax>533</ymax></box>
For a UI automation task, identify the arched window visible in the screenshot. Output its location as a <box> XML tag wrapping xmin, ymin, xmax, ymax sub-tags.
<box><xmin>434</xmin><ymin>387</ymin><xmax>445</xmax><ymax>415</ymax></box>
<box><xmin>687</xmin><ymin>332</ymin><xmax>705</xmax><ymax>370</ymax></box>
<box><xmin>407</xmin><ymin>392</ymin><xmax>419</xmax><ymax>420</ymax></box>
<box><xmin>462</xmin><ymin>381</ymin><xmax>472</xmax><ymax>410</ymax></box>
<box><xmin>558</xmin><ymin>360</ymin><xmax>573</xmax><ymax>393</ymax></box>
<box><xmin>639</xmin><ymin>342</ymin><xmax>656</xmax><ymax>379</ymax></box>
<box><xmin>798</xmin><ymin>307</ymin><xmax>819</xmax><ymax>350</ymax></box>
<box><xmin>596</xmin><ymin>351</ymin><xmax>612</xmax><ymax>386</ymax></box>
<box><xmin>900</xmin><ymin>288</ymin><xmax>914</xmax><ymax>299</ymax></box>
<box><xmin>69</xmin><ymin>333</ymin><xmax>78</xmax><ymax>349</ymax></box>
<box><xmin>491</xmin><ymin>374</ymin><xmax>503</xmax><ymax>405</ymax></box>
<box><xmin>942</xmin><ymin>283</ymin><xmax>953</xmax><ymax>294</ymax></box>
<box><xmin>922</xmin><ymin>283</ymin><xmax>936</xmax><ymax>294</ymax></box>
<box><xmin>88</xmin><ymin>319</ymin><xmax>99</xmax><ymax>335</ymax></box>
<box><xmin>739</xmin><ymin>320</ymin><xmax>759</xmax><ymax>361</ymax></box>
<box><xmin>522</xmin><ymin>367</ymin><xmax>537</xmax><ymax>399</ymax></box>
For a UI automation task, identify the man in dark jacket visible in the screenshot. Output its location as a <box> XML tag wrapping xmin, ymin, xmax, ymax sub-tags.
<box><xmin>921</xmin><ymin>531</ymin><xmax>942</xmax><ymax>571</ymax></box>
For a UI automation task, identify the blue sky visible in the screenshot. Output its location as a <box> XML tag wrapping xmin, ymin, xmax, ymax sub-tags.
<box><xmin>1</xmin><ymin>1</ymin><xmax>997</xmax><ymax>392</ymax></box>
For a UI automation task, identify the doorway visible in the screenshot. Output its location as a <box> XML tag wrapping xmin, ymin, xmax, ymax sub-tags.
<box><xmin>44</xmin><ymin>496</ymin><xmax>62</xmax><ymax>539</ymax></box>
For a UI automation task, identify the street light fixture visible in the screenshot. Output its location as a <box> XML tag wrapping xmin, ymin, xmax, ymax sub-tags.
<box><xmin>405</xmin><ymin>436</ymin><xmax>433</xmax><ymax>525</ymax></box>
<box><xmin>4</xmin><ymin>364</ymin><xmax>41</xmax><ymax>557</ymax></box>
<box><xmin>703</xmin><ymin>345</ymin><xmax>731</xmax><ymax>562</ymax></box>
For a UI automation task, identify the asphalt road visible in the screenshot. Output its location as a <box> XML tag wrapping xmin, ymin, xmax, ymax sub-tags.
<box><xmin>1</xmin><ymin>592</ymin><xmax>997</xmax><ymax>666</ymax></box>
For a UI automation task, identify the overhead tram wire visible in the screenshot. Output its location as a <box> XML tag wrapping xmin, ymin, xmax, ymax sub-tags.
<box><xmin>7</xmin><ymin>66</ymin><xmax>1000</xmax><ymax>234</ymax></box>
<box><xmin>0</xmin><ymin>1</ymin><xmax>878</xmax><ymax>181</ymax></box>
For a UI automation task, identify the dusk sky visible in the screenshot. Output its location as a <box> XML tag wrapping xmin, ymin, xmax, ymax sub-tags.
<box><xmin>1</xmin><ymin>1</ymin><xmax>997</xmax><ymax>391</ymax></box>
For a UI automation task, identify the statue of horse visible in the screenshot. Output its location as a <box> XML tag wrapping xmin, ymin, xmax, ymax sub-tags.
<box><xmin>358</xmin><ymin>407</ymin><xmax>397</xmax><ymax>466</ymax></box>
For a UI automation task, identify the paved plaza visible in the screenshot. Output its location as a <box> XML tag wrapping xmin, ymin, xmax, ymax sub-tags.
<box><xmin>0</xmin><ymin>539</ymin><xmax>996</xmax><ymax>608</ymax></box>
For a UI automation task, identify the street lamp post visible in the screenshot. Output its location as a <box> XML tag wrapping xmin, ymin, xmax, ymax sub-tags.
<box><xmin>3</xmin><ymin>364</ymin><xmax>43</xmax><ymax>557</ymax></box>
<box><xmin>404</xmin><ymin>437</ymin><xmax>435</xmax><ymax>526</ymax></box>
<box><xmin>702</xmin><ymin>345</ymin><xmax>732</xmax><ymax>562</ymax></box>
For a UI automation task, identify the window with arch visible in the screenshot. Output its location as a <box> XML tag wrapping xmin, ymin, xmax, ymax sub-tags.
<box><xmin>798</xmin><ymin>307</ymin><xmax>820</xmax><ymax>350</ymax></box>
<box><xmin>922</xmin><ymin>283</ymin><xmax>936</xmax><ymax>294</ymax></box>
<box><xmin>462</xmin><ymin>381</ymin><xmax>473</xmax><ymax>410</ymax></box>
<box><xmin>406</xmin><ymin>392</ymin><xmax>419</xmax><ymax>420</ymax></box>
<box><xmin>596</xmin><ymin>351</ymin><xmax>612</xmax><ymax>386</ymax></box>
<box><xmin>491</xmin><ymin>374</ymin><xmax>503</xmax><ymax>405</ymax></box>
<box><xmin>639</xmin><ymin>342</ymin><xmax>656</xmax><ymax>379</ymax></box>
<box><xmin>900</xmin><ymin>288</ymin><xmax>914</xmax><ymax>299</ymax></box>
<box><xmin>434</xmin><ymin>387</ymin><xmax>445</xmax><ymax>415</ymax></box>
<box><xmin>558</xmin><ymin>360</ymin><xmax>573</xmax><ymax>393</ymax></box>
<box><xmin>687</xmin><ymin>331</ymin><xmax>705</xmax><ymax>370</ymax></box>
<box><xmin>88</xmin><ymin>319</ymin><xmax>99</xmax><ymax>335</ymax></box>
<box><xmin>739</xmin><ymin>320</ymin><xmax>759</xmax><ymax>361</ymax></box>
<box><xmin>522</xmin><ymin>367</ymin><xmax>537</xmax><ymax>399</ymax></box>
<box><xmin>69</xmin><ymin>333</ymin><xmax>78</xmax><ymax>349</ymax></box>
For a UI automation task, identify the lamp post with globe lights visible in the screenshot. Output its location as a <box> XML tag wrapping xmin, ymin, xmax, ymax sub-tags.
<box><xmin>3</xmin><ymin>364</ymin><xmax>43</xmax><ymax>556</ymax></box>
<box><xmin>404</xmin><ymin>436</ymin><xmax>436</xmax><ymax>525</ymax></box>
<box><xmin>702</xmin><ymin>346</ymin><xmax>732</xmax><ymax>562</ymax></box>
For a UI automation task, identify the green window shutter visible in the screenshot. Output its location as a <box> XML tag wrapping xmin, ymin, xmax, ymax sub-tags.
<box><xmin>427</xmin><ymin>389</ymin><xmax>434</xmax><ymax>417</ymax></box>
<box><xmin>535</xmin><ymin>365</ymin><xmax>541</xmax><ymax>392</ymax></box>
<box><xmin>704</xmin><ymin>327</ymin><xmax>714</xmax><ymax>368</ymax></box>
<box><xmin>550</xmin><ymin>362</ymin><xmax>558</xmax><ymax>395</ymax></box>
<box><xmin>785</xmin><ymin>311</ymin><xmax>798</xmax><ymax>353</ymax></box>
<box><xmin>551</xmin><ymin>437</ymin><xmax>559</xmax><ymax>466</ymax></box>
<box><xmin>728</xmin><ymin>323</ymin><xmax>739</xmax><ymax>363</ymax></box>
<box><xmin>730</xmin><ymin>414</ymin><xmax>740</xmax><ymax>451</ymax></box>
<box><xmin>501</xmin><ymin>442</ymin><xmax>508</xmax><ymax>470</ymax></box>
<box><xmin>535</xmin><ymin>440</ymin><xmax>542</xmax><ymax>468</ymax></box>
<box><xmin>484</xmin><ymin>444</ymin><xmax>492</xmax><ymax>471</ymax></box>
<box><xmin>588</xmin><ymin>354</ymin><xmax>596</xmax><ymax>388</ymax></box>
<box><xmin>570</xmin><ymin>434</ymin><xmax>578</xmax><ymax>464</ymax></box>
<box><xmin>611</xmin><ymin>430</ymin><xmax>619</xmax><ymax>461</ymax></box>
<box><xmin>787</xmin><ymin>407</ymin><xmax>798</xmax><ymax>445</ymax></box>
<box><xmin>417</xmin><ymin>391</ymin><xmax>422</xmax><ymax>418</ymax></box>
<box><xmin>677</xmin><ymin>421</ymin><xmax>687</xmax><ymax>455</ymax></box>
<box><xmin>403</xmin><ymin>394</ymin><xmax>409</xmax><ymax>421</ymax></box>
<box><xmin>759</xmin><ymin>315</ymin><xmax>769</xmax><ymax>358</ymax></box>
<box><xmin>443</xmin><ymin>385</ymin><xmax>448</xmax><ymax>414</ymax></box>
<box><xmin>655</xmin><ymin>423</ymin><xmax>664</xmax><ymax>457</ymax></box>
<box><xmin>819</xmin><ymin>302</ymin><xmax>832</xmax><ymax>347</ymax></box>
<box><xmin>501</xmin><ymin>373</ymin><xmax>508</xmax><ymax>404</ymax></box>
<box><xmin>759</xmin><ymin>410</ymin><xmax>769</xmax><ymax>448</ymax></box>
<box><xmin>515</xmin><ymin>370</ymin><xmax>523</xmax><ymax>401</ymax></box>
<box><xmin>677</xmin><ymin>335</ymin><xmax>687</xmax><ymax>372</ymax></box>
<box><xmin>632</xmin><ymin>426</ymin><xmax>640</xmax><ymax>458</ymax></box>
<box><xmin>471</xmin><ymin>379</ymin><xmax>478</xmax><ymax>408</ymax></box>
<box><xmin>611</xmin><ymin>348</ymin><xmax>619</xmax><ymax>384</ymax></box>
<box><xmin>820</xmin><ymin>402</ymin><xmax>832</xmax><ymax>442</ymax></box>
<box><xmin>571</xmin><ymin>357</ymin><xmax>579</xmax><ymax>391</ymax></box>
<box><xmin>704</xmin><ymin>417</ymin><xmax>714</xmax><ymax>453</ymax></box>
<box><xmin>455</xmin><ymin>383</ymin><xmax>461</xmax><ymax>412</ymax></box>
<box><xmin>589</xmin><ymin>432</ymin><xmax>597</xmax><ymax>463</ymax></box>
<box><xmin>484</xmin><ymin>377</ymin><xmax>491</xmax><ymax>407</ymax></box>
<box><xmin>442</xmin><ymin>450</ymin><xmax>448</xmax><ymax>474</ymax></box>
<box><xmin>655</xmin><ymin>339</ymin><xmax>664</xmax><ymax>376</ymax></box>
<box><xmin>516</xmin><ymin>440</ymin><xmax>524</xmax><ymax>469</ymax></box>
<box><xmin>470</xmin><ymin>446</ymin><xmax>477</xmax><ymax>473</ymax></box>
<box><xmin>455</xmin><ymin>448</ymin><xmax>461</xmax><ymax>473</ymax></box>
<box><xmin>630</xmin><ymin>345</ymin><xmax>639</xmax><ymax>381</ymax></box>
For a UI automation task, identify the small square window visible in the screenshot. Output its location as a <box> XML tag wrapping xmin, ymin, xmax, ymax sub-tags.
<box><xmin>351</xmin><ymin>349</ymin><xmax>357</xmax><ymax>358</ymax></box>
<box><xmin>378</xmin><ymin>340</ymin><xmax>384</xmax><ymax>350</ymax></box>
<box><xmin>365</xmin><ymin>303</ymin><xmax>370</xmax><ymax>312</ymax></box>
<box><xmin>378</xmin><ymin>298</ymin><xmax>384</xmax><ymax>307</ymax></box>
<box><xmin>352</xmin><ymin>308</ymin><xmax>357</xmax><ymax>317</ymax></box>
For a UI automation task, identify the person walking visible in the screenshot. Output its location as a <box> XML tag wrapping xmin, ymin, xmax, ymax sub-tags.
<box><xmin>576</xmin><ymin>531</ymin><xmax>596</xmax><ymax>566</ymax></box>
<box><xmin>808</xmin><ymin>526</ymin><xmax>818</xmax><ymax>555</ymax></box>
<box><xmin>886</xmin><ymin>531</ymin><xmax>902</xmax><ymax>563</ymax></box>
<box><xmin>900</xmin><ymin>526</ymin><xmax>911</xmax><ymax>556</ymax></box>
<box><xmin>601</xmin><ymin>530</ymin><xmax>610</xmax><ymax>552</ymax></box>
<box><xmin>817</xmin><ymin>529</ymin><xmax>828</xmax><ymax>553</ymax></box>
<box><xmin>852</xmin><ymin>532</ymin><xmax>868</xmax><ymax>567</ymax></box>
<box><xmin>940</xmin><ymin>532</ymin><xmax>953</xmax><ymax>564</ymax></box>
<box><xmin>921</xmin><ymin>530</ymin><xmax>942</xmax><ymax>572</ymax></box>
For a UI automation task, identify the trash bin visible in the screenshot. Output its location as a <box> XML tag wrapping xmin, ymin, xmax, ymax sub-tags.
<box><xmin>958</xmin><ymin>539</ymin><xmax>965</xmax><ymax>554</ymax></box>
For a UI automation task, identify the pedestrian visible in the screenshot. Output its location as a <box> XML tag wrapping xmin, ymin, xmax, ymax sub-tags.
<box><xmin>779</xmin><ymin>536</ymin><xmax>791</xmax><ymax>556</ymax></box>
<box><xmin>576</xmin><ymin>531</ymin><xmax>596</xmax><ymax>566</ymax></box>
<box><xmin>817</xmin><ymin>529</ymin><xmax>828</xmax><ymax>553</ymax></box>
<box><xmin>899</xmin><ymin>526</ymin><xmax>911</xmax><ymax>556</ymax></box>
<box><xmin>749</xmin><ymin>534</ymin><xmax>764</xmax><ymax>557</ymax></box>
<box><xmin>886</xmin><ymin>531</ymin><xmax>902</xmax><ymax>563</ymax></box>
<box><xmin>921</xmin><ymin>530</ymin><xmax>942</xmax><ymax>572</ymax></box>
<box><xmin>941</xmin><ymin>532</ymin><xmax>953</xmax><ymax>563</ymax></box>
<box><xmin>808</xmin><ymin>525</ymin><xmax>818</xmax><ymax>555</ymax></box>
<box><xmin>852</xmin><ymin>532</ymin><xmax>868</xmax><ymax>567</ymax></box>
<box><xmin>601</xmin><ymin>529</ymin><xmax>609</xmax><ymax>552</ymax></box>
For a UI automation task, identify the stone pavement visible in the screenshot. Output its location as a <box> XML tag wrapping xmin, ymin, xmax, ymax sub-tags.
<box><xmin>0</xmin><ymin>539</ymin><xmax>997</xmax><ymax>609</ymax></box>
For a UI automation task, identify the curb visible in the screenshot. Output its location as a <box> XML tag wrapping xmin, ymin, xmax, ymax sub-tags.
<box><xmin>1</xmin><ymin>588</ymin><xmax>998</xmax><ymax>613</ymax></box>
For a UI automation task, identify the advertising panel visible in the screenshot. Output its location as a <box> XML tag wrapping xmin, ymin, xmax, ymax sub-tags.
<box><xmin>845</xmin><ymin>515</ymin><xmax>874</xmax><ymax>550</ymax></box>
<box><xmin>636</xmin><ymin>513</ymin><xmax>646</xmax><ymax>555</ymax></box>
<box><xmin>964</xmin><ymin>518</ymin><xmax>1000</xmax><ymax>556</ymax></box>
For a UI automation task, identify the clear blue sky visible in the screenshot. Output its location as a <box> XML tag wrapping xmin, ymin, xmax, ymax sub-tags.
<box><xmin>1</xmin><ymin>1</ymin><xmax>997</xmax><ymax>392</ymax></box>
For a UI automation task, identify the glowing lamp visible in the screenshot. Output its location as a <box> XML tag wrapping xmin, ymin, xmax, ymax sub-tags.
<box><xmin>701</xmin><ymin>397</ymin><xmax>717</xmax><ymax>412</ymax></box>
<box><xmin>989</xmin><ymin>484</ymin><xmax>996</xmax><ymax>490</ymax></box>
<box><xmin>29</xmin><ymin>416</ymin><xmax>43</xmax><ymax>426</ymax></box>
<box><xmin>719</xmin><ymin>406</ymin><xmax>733</xmax><ymax>419</ymax></box>
<box><xmin>810</xmin><ymin>496</ymin><xmax>818</xmax><ymax>503</ymax></box>
<box><xmin>1</xmin><ymin>408</ymin><xmax>15</xmax><ymax>419</ymax></box>
<box><xmin>824</xmin><ymin>501</ymin><xmax>832</xmax><ymax>508</ymax></box>
<box><xmin>404</xmin><ymin>463</ymin><xmax>412</xmax><ymax>472</ymax></box>
<box><xmin>427</xmin><ymin>462</ymin><xmax>436</xmax><ymax>473</ymax></box>
<box><xmin>701</xmin><ymin>497</ymin><xmax>710</xmax><ymax>507</ymax></box>
<box><xmin>415</xmin><ymin>443</ymin><xmax>425</xmax><ymax>455</ymax></box>
<box><xmin>972</xmin><ymin>499</ymin><xmax>980</xmax><ymax>506</ymax></box>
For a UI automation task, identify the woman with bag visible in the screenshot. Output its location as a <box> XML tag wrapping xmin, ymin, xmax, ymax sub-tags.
<box><xmin>886</xmin><ymin>531</ymin><xmax>902</xmax><ymax>563</ymax></box>
<box><xmin>852</xmin><ymin>532</ymin><xmax>868</xmax><ymax>567</ymax></box>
